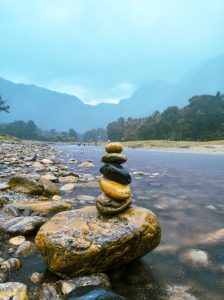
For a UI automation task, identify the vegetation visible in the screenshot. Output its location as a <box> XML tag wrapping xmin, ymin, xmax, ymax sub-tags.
<box><xmin>107</xmin><ymin>93</ymin><xmax>224</xmax><ymax>141</ymax></box>
<box><xmin>82</xmin><ymin>128</ymin><xmax>107</xmax><ymax>142</ymax></box>
<box><xmin>0</xmin><ymin>120</ymin><xmax>78</xmax><ymax>142</ymax></box>
<box><xmin>0</xmin><ymin>95</ymin><xmax>10</xmax><ymax>113</ymax></box>
<box><xmin>121</xmin><ymin>139</ymin><xmax>224</xmax><ymax>148</ymax></box>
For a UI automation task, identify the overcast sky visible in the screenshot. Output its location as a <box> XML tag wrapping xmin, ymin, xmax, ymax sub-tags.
<box><xmin>1</xmin><ymin>0</ymin><xmax>224</xmax><ymax>104</ymax></box>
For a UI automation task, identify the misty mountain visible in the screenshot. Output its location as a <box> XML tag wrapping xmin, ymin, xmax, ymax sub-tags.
<box><xmin>0</xmin><ymin>55</ymin><xmax>224</xmax><ymax>132</ymax></box>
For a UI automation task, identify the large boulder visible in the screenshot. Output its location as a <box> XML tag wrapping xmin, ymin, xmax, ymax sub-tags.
<box><xmin>35</xmin><ymin>206</ymin><xmax>160</xmax><ymax>278</ymax></box>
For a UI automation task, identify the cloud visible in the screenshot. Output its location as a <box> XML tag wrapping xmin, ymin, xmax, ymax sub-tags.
<box><xmin>1</xmin><ymin>0</ymin><xmax>224</xmax><ymax>103</ymax></box>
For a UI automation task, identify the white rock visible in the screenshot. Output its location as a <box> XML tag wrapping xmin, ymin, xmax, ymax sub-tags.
<box><xmin>166</xmin><ymin>285</ymin><xmax>198</xmax><ymax>300</ymax></box>
<box><xmin>78</xmin><ymin>161</ymin><xmax>94</xmax><ymax>168</ymax></box>
<box><xmin>60</xmin><ymin>183</ymin><xmax>76</xmax><ymax>191</ymax></box>
<box><xmin>52</xmin><ymin>195</ymin><xmax>62</xmax><ymax>201</ymax></box>
<box><xmin>42</xmin><ymin>159</ymin><xmax>54</xmax><ymax>165</ymax></box>
<box><xmin>9</xmin><ymin>236</ymin><xmax>26</xmax><ymax>246</ymax></box>
<box><xmin>179</xmin><ymin>249</ymin><xmax>209</xmax><ymax>268</ymax></box>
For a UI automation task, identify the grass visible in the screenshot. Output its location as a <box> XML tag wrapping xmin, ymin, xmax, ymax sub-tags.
<box><xmin>0</xmin><ymin>134</ymin><xmax>20</xmax><ymax>142</ymax></box>
<box><xmin>120</xmin><ymin>140</ymin><xmax>224</xmax><ymax>148</ymax></box>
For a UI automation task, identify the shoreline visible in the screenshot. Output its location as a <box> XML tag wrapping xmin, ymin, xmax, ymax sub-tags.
<box><xmin>125</xmin><ymin>144</ymin><xmax>224</xmax><ymax>154</ymax></box>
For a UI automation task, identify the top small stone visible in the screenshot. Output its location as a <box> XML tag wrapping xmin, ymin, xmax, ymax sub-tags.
<box><xmin>105</xmin><ymin>142</ymin><xmax>123</xmax><ymax>153</ymax></box>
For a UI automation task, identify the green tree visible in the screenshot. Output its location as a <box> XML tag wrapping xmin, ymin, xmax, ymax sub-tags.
<box><xmin>0</xmin><ymin>95</ymin><xmax>10</xmax><ymax>113</ymax></box>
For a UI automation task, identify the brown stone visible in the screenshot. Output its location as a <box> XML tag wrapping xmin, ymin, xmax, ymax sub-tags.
<box><xmin>101</xmin><ymin>153</ymin><xmax>127</xmax><ymax>164</ymax></box>
<box><xmin>96</xmin><ymin>193</ymin><xmax>132</xmax><ymax>215</ymax></box>
<box><xmin>35</xmin><ymin>206</ymin><xmax>161</xmax><ymax>278</ymax></box>
<box><xmin>105</xmin><ymin>142</ymin><xmax>123</xmax><ymax>153</ymax></box>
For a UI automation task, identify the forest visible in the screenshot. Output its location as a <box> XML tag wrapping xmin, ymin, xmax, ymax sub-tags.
<box><xmin>0</xmin><ymin>93</ymin><xmax>224</xmax><ymax>142</ymax></box>
<box><xmin>107</xmin><ymin>93</ymin><xmax>224</xmax><ymax>141</ymax></box>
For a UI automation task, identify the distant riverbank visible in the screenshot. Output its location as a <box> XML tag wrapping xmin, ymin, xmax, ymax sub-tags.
<box><xmin>1</xmin><ymin>135</ymin><xmax>224</xmax><ymax>154</ymax></box>
<box><xmin>121</xmin><ymin>140</ymin><xmax>224</xmax><ymax>154</ymax></box>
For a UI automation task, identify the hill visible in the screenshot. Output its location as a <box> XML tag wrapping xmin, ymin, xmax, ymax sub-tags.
<box><xmin>0</xmin><ymin>55</ymin><xmax>224</xmax><ymax>131</ymax></box>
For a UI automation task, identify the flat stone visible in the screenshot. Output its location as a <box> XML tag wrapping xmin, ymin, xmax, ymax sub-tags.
<box><xmin>100</xmin><ymin>163</ymin><xmax>131</xmax><ymax>185</ymax></box>
<box><xmin>35</xmin><ymin>206</ymin><xmax>160</xmax><ymax>278</ymax></box>
<box><xmin>12</xmin><ymin>201</ymin><xmax>72</xmax><ymax>213</ymax></box>
<box><xmin>99</xmin><ymin>176</ymin><xmax>131</xmax><ymax>200</ymax></box>
<box><xmin>0</xmin><ymin>282</ymin><xmax>29</xmax><ymax>300</ymax></box>
<box><xmin>102</xmin><ymin>153</ymin><xmax>127</xmax><ymax>164</ymax></box>
<box><xmin>96</xmin><ymin>194</ymin><xmax>132</xmax><ymax>215</ymax></box>
<box><xmin>1</xmin><ymin>216</ymin><xmax>47</xmax><ymax>235</ymax></box>
<box><xmin>105</xmin><ymin>142</ymin><xmax>123</xmax><ymax>153</ymax></box>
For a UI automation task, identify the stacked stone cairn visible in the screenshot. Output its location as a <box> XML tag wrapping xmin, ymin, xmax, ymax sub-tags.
<box><xmin>96</xmin><ymin>142</ymin><xmax>132</xmax><ymax>215</ymax></box>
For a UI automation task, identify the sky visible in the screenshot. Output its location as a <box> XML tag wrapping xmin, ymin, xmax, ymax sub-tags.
<box><xmin>1</xmin><ymin>0</ymin><xmax>224</xmax><ymax>104</ymax></box>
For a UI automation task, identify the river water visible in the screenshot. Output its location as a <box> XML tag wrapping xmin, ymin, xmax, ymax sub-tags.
<box><xmin>51</xmin><ymin>145</ymin><xmax>224</xmax><ymax>299</ymax></box>
<box><xmin>9</xmin><ymin>145</ymin><xmax>224</xmax><ymax>299</ymax></box>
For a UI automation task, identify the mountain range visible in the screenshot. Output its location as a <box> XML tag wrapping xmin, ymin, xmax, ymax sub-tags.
<box><xmin>0</xmin><ymin>55</ymin><xmax>224</xmax><ymax>132</ymax></box>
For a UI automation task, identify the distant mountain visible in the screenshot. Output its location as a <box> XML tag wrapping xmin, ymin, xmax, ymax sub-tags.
<box><xmin>1</xmin><ymin>55</ymin><xmax>224</xmax><ymax>131</ymax></box>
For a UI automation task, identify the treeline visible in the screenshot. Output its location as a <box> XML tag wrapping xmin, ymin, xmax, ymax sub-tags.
<box><xmin>0</xmin><ymin>120</ymin><xmax>79</xmax><ymax>142</ymax></box>
<box><xmin>107</xmin><ymin>93</ymin><xmax>224</xmax><ymax>141</ymax></box>
<box><xmin>0</xmin><ymin>120</ymin><xmax>107</xmax><ymax>142</ymax></box>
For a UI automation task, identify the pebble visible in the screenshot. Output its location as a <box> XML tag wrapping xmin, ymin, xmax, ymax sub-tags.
<box><xmin>78</xmin><ymin>161</ymin><xmax>95</xmax><ymax>168</ymax></box>
<box><xmin>52</xmin><ymin>195</ymin><xmax>62</xmax><ymax>201</ymax></box>
<box><xmin>30</xmin><ymin>272</ymin><xmax>44</xmax><ymax>284</ymax></box>
<box><xmin>9</xmin><ymin>236</ymin><xmax>26</xmax><ymax>246</ymax></box>
<box><xmin>0</xmin><ymin>282</ymin><xmax>29</xmax><ymax>300</ymax></box>
<box><xmin>60</xmin><ymin>183</ymin><xmax>76</xmax><ymax>191</ymax></box>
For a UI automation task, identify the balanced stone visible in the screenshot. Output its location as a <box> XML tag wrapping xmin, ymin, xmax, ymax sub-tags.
<box><xmin>99</xmin><ymin>176</ymin><xmax>131</xmax><ymax>200</ymax></box>
<box><xmin>35</xmin><ymin>206</ymin><xmax>161</xmax><ymax>278</ymax></box>
<box><xmin>102</xmin><ymin>153</ymin><xmax>127</xmax><ymax>164</ymax></box>
<box><xmin>96</xmin><ymin>193</ymin><xmax>132</xmax><ymax>215</ymax></box>
<box><xmin>100</xmin><ymin>163</ymin><xmax>131</xmax><ymax>185</ymax></box>
<box><xmin>105</xmin><ymin>142</ymin><xmax>123</xmax><ymax>153</ymax></box>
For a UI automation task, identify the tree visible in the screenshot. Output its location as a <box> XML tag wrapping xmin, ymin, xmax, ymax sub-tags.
<box><xmin>0</xmin><ymin>95</ymin><xmax>10</xmax><ymax>113</ymax></box>
<box><xmin>68</xmin><ymin>129</ymin><xmax>78</xmax><ymax>141</ymax></box>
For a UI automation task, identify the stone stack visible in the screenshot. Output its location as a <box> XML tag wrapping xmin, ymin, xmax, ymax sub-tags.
<box><xmin>96</xmin><ymin>142</ymin><xmax>132</xmax><ymax>215</ymax></box>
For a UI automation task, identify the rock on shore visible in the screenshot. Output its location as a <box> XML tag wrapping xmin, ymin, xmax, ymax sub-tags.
<box><xmin>35</xmin><ymin>206</ymin><xmax>161</xmax><ymax>278</ymax></box>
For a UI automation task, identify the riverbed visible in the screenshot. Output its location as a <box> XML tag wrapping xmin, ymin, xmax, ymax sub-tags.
<box><xmin>1</xmin><ymin>143</ymin><xmax>224</xmax><ymax>299</ymax></box>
